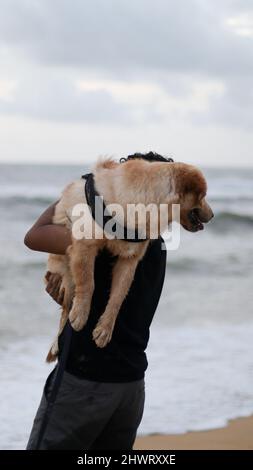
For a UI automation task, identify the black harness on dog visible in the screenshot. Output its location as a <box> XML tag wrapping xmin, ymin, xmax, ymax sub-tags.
<box><xmin>81</xmin><ymin>172</ymin><xmax>148</xmax><ymax>242</ymax></box>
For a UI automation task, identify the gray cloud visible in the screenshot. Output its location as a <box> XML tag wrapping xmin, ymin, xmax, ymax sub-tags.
<box><xmin>0</xmin><ymin>75</ymin><xmax>164</xmax><ymax>124</ymax></box>
<box><xmin>0</xmin><ymin>0</ymin><xmax>253</xmax><ymax>128</ymax></box>
<box><xmin>194</xmin><ymin>76</ymin><xmax>253</xmax><ymax>129</ymax></box>
<box><xmin>0</xmin><ymin>77</ymin><xmax>129</xmax><ymax>123</ymax></box>
<box><xmin>0</xmin><ymin>0</ymin><xmax>252</xmax><ymax>77</ymax></box>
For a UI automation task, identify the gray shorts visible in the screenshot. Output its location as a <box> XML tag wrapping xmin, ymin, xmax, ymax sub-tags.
<box><xmin>26</xmin><ymin>369</ymin><xmax>145</xmax><ymax>450</ymax></box>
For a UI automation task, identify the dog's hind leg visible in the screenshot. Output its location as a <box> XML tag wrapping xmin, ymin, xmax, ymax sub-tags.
<box><xmin>45</xmin><ymin>254</ymin><xmax>74</xmax><ymax>362</ymax></box>
<box><xmin>68</xmin><ymin>240</ymin><xmax>99</xmax><ymax>331</ymax></box>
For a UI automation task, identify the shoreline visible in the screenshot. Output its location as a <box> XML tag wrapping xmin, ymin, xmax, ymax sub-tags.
<box><xmin>134</xmin><ymin>415</ymin><xmax>253</xmax><ymax>450</ymax></box>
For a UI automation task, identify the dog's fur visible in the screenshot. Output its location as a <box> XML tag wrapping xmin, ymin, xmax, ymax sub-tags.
<box><xmin>46</xmin><ymin>158</ymin><xmax>213</xmax><ymax>362</ymax></box>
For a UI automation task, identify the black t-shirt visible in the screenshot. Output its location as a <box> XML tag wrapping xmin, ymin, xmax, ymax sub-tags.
<box><xmin>58</xmin><ymin>237</ymin><xmax>167</xmax><ymax>382</ymax></box>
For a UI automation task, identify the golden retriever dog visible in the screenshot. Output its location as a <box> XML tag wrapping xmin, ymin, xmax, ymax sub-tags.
<box><xmin>46</xmin><ymin>157</ymin><xmax>213</xmax><ymax>362</ymax></box>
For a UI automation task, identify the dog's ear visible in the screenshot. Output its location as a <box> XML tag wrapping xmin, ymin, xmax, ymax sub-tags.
<box><xmin>95</xmin><ymin>157</ymin><xmax>119</xmax><ymax>171</ymax></box>
<box><xmin>174</xmin><ymin>164</ymin><xmax>207</xmax><ymax>199</ymax></box>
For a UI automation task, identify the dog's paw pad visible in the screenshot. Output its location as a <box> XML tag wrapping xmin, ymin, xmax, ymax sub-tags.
<box><xmin>92</xmin><ymin>324</ymin><xmax>112</xmax><ymax>348</ymax></box>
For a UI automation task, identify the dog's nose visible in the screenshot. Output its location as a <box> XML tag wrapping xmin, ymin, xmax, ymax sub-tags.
<box><xmin>196</xmin><ymin>207</ymin><xmax>214</xmax><ymax>223</ymax></box>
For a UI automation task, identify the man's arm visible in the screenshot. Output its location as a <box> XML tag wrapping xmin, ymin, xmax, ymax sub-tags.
<box><xmin>24</xmin><ymin>201</ymin><xmax>72</xmax><ymax>255</ymax></box>
<box><xmin>24</xmin><ymin>202</ymin><xmax>72</xmax><ymax>304</ymax></box>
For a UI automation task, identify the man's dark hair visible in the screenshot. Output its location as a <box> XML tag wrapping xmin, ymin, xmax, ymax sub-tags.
<box><xmin>120</xmin><ymin>151</ymin><xmax>174</xmax><ymax>164</ymax></box>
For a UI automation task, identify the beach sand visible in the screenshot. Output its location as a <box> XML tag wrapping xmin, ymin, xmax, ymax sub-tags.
<box><xmin>134</xmin><ymin>416</ymin><xmax>253</xmax><ymax>450</ymax></box>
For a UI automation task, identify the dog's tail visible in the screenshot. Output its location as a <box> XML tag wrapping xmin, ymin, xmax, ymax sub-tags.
<box><xmin>46</xmin><ymin>348</ymin><xmax>58</xmax><ymax>363</ymax></box>
<box><xmin>46</xmin><ymin>305</ymin><xmax>70</xmax><ymax>363</ymax></box>
<box><xmin>46</xmin><ymin>336</ymin><xmax>60</xmax><ymax>363</ymax></box>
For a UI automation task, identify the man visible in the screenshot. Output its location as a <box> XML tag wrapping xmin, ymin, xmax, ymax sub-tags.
<box><xmin>25</xmin><ymin>153</ymin><xmax>168</xmax><ymax>450</ymax></box>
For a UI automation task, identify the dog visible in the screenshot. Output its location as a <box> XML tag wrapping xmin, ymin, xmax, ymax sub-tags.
<box><xmin>45</xmin><ymin>156</ymin><xmax>213</xmax><ymax>362</ymax></box>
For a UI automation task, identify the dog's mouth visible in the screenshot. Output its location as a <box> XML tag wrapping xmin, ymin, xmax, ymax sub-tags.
<box><xmin>183</xmin><ymin>209</ymin><xmax>205</xmax><ymax>232</ymax></box>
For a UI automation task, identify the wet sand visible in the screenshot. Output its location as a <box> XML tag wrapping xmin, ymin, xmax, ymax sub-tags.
<box><xmin>134</xmin><ymin>416</ymin><xmax>253</xmax><ymax>450</ymax></box>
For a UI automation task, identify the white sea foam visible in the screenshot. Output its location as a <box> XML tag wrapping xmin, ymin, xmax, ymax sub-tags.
<box><xmin>139</xmin><ymin>323</ymin><xmax>253</xmax><ymax>435</ymax></box>
<box><xmin>1</xmin><ymin>322</ymin><xmax>253</xmax><ymax>449</ymax></box>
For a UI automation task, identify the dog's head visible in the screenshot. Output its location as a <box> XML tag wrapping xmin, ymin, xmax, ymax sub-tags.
<box><xmin>95</xmin><ymin>157</ymin><xmax>213</xmax><ymax>235</ymax></box>
<box><xmin>172</xmin><ymin>163</ymin><xmax>214</xmax><ymax>232</ymax></box>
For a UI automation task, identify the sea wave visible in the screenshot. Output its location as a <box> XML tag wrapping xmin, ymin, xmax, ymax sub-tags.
<box><xmin>1</xmin><ymin>189</ymin><xmax>253</xmax><ymax>234</ymax></box>
<box><xmin>0</xmin><ymin>259</ymin><xmax>45</xmax><ymax>271</ymax></box>
<box><xmin>1</xmin><ymin>191</ymin><xmax>253</xmax><ymax>216</ymax></box>
<box><xmin>210</xmin><ymin>211</ymin><xmax>253</xmax><ymax>230</ymax></box>
<box><xmin>0</xmin><ymin>185</ymin><xmax>60</xmax><ymax>203</ymax></box>
<box><xmin>1</xmin><ymin>254</ymin><xmax>250</xmax><ymax>277</ymax></box>
<box><xmin>209</xmin><ymin>195</ymin><xmax>253</xmax><ymax>202</ymax></box>
<box><xmin>166</xmin><ymin>256</ymin><xmax>252</xmax><ymax>275</ymax></box>
<box><xmin>0</xmin><ymin>195</ymin><xmax>55</xmax><ymax>206</ymax></box>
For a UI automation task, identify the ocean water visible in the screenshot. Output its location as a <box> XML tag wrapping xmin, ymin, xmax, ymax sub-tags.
<box><xmin>0</xmin><ymin>163</ymin><xmax>253</xmax><ymax>449</ymax></box>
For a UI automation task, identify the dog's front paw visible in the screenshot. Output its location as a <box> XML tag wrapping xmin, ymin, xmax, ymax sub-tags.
<box><xmin>69</xmin><ymin>303</ymin><xmax>88</xmax><ymax>331</ymax></box>
<box><xmin>92</xmin><ymin>321</ymin><xmax>113</xmax><ymax>348</ymax></box>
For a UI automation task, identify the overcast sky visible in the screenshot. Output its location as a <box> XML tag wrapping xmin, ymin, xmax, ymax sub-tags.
<box><xmin>0</xmin><ymin>0</ymin><xmax>253</xmax><ymax>167</ymax></box>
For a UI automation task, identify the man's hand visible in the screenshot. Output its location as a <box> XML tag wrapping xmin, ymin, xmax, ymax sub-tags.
<box><xmin>45</xmin><ymin>271</ymin><xmax>65</xmax><ymax>305</ymax></box>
